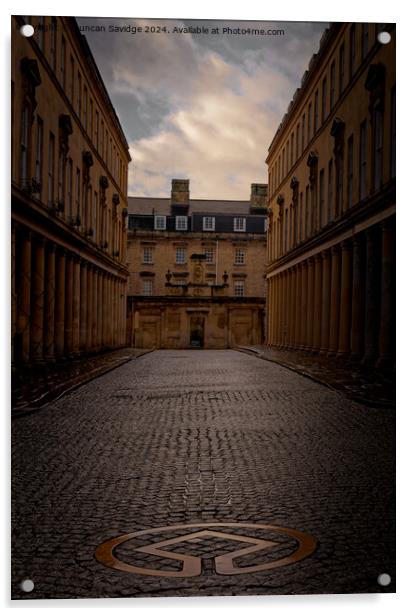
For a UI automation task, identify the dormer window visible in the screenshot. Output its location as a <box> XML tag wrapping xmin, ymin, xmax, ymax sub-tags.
<box><xmin>175</xmin><ymin>215</ymin><xmax>188</xmax><ymax>230</ymax></box>
<box><xmin>203</xmin><ymin>216</ymin><xmax>215</xmax><ymax>231</ymax></box>
<box><xmin>234</xmin><ymin>217</ymin><xmax>246</xmax><ymax>232</ymax></box>
<box><xmin>154</xmin><ymin>215</ymin><xmax>166</xmax><ymax>230</ymax></box>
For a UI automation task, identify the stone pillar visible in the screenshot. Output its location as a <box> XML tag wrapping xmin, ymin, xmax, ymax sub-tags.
<box><xmin>337</xmin><ymin>240</ymin><xmax>352</xmax><ymax>356</ymax></box>
<box><xmin>312</xmin><ymin>254</ymin><xmax>323</xmax><ymax>352</ymax></box>
<box><xmin>376</xmin><ymin>218</ymin><xmax>395</xmax><ymax>368</ymax></box>
<box><xmin>79</xmin><ymin>260</ymin><xmax>88</xmax><ymax>351</ymax></box>
<box><xmin>288</xmin><ymin>267</ymin><xmax>296</xmax><ymax>349</ymax></box>
<box><xmin>102</xmin><ymin>274</ymin><xmax>108</xmax><ymax>347</ymax></box>
<box><xmin>363</xmin><ymin>227</ymin><xmax>380</xmax><ymax>364</ymax></box>
<box><xmin>97</xmin><ymin>270</ymin><xmax>103</xmax><ymax>349</ymax></box>
<box><xmin>72</xmin><ymin>257</ymin><xmax>81</xmax><ymax>355</ymax></box>
<box><xmin>64</xmin><ymin>254</ymin><xmax>74</xmax><ymax>357</ymax></box>
<box><xmin>328</xmin><ymin>245</ymin><xmax>341</xmax><ymax>355</ymax></box>
<box><xmin>276</xmin><ymin>274</ymin><xmax>282</xmax><ymax>346</ymax></box>
<box><xmin>300</xmin><ymin>261</ymin><xmax>308</xmax><ymax>350</ymax></box>
<box><xmin>350</xmin><ymin>235</ymin><xmax>365</xmax><ymax>359</ymax></box>
<box><xmin>86</xmin><ymin>264</ymin><xmax>93</xmax><ymax>350</ymax></box>
<box><xmin>306</xmin><ymin>258</ymin><xmax>314</xmax><ymax>350</ymax></box>
<box><xmin>30</xmin><ymin>237</ymin><xmax>46</xmax><ymax>362</ymax></box>
<box><xmin>16</xmin><ymin>229</ymin><xmax>32</xmax><ymax>363</ymax></box>
<box><xmin>54</xmin><ymin>249</ymin><xmax>66</xmax><ymax>358</ymax></box>
<box><xmin>285</xmin><ymin>269</ymin><xmax>291</xmax><ymax>347</ymax></box>
<box><xmin>11</xmin><ymin>223</ymin><xmax>17</xmax><ymax>364</ymax></box>
<box><xmin>268</xmin><ymin>279</ymin><xmax>273</xmax><ymax>345</ymax></box>
<box><xmin>320</xmin><ymin>249</ymin><xmax>331</xmax><ymax>354</ymax></box>
<box><xmin>44</xmin><ymin>242</ymin><xmax>56</xmax><ymax>361</ymax></box>
<box><xmin>294</xmin><ymin>265</ymin><xmax>301</xmax><ymax>348</ymax></box>
<box><xmin>92</xmin><ymin>267</ymin><xmax>98</xmax><ymax>349</ymax></box>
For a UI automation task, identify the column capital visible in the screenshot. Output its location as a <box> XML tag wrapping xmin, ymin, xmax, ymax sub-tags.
<box><xmin>340</xmin><ymin>239</ymin><xmax>352</xmax><ymax>250</ymax></box>
<box><xmin>322</xmin><ymin>248</ymin><xmax>331</xmax><ymax>259</ymax></box>
<box><xmin>331</xmin><ymin>244</ymin><xmax>340</xmax><ymax>255</ymax></box>
<box><xmin>47</xmin><ymin>240</ymin><xmax>57</xmax><ymax>253</ymax></box>
<box><xmin>352</xmin><ymin>234</ymin><xmax>363</xmax><ymax>247</ymax></box>
<box><xmin>314</xmin><ymin>252</ymin><xmax>322</xmax><ymax>262</ymax></box>
<box><xmin>380</xmin><ymin>217</ymin><xmax>393</xmax><ymax>231</ymax></box>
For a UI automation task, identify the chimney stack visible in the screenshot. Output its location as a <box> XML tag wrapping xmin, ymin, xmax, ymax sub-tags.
<box><xmin>250</xmin><ymin>183</ymin><xmax>268</xmax><ymax>210</ymax></box>
<box><xmin>171</xmin><ymin>179</ymin><xmax>190</xmax><ymax>205</ymax></box>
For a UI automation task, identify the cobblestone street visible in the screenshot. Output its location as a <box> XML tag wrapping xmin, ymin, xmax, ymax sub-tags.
<box><xmin>11</xmin><ymin>350</ymin><xmax>395</xmax><ymax>599</ymax></box>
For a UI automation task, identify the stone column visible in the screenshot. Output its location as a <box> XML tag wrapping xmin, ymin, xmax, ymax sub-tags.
<box><xmin>363</xmin><ymin>227</ymin><xmax>380</xmax><ymax>364</ymax></box>
<box><xmin>92</xmin><ymin>267</ymin><xmax>98</xmax><ymax>349</ymax></box>
<box><xmin>11</xmin><ymin>223</ymin><xmax>16</xmax><ymax>364</ymax></box>
<box><xmin>320</xmin><ymin>249</ymin><xmax>331</xmax><ymax>354</ymax></box>
<box><xmin>285</xmin><ymin>269</ymin><xmax>291</xmax><ymax>348</ymax></box>
<box><xmin>86</xmin><ymin>264</ymin><xmax>93</xmax><ymax>350</ymax></box>
<box><xmin>328</xmin><ymin>245</ymin><xmax>341</xmax><ymax>355</ymax></box>
<box><xmin>272</xmin><ymin>276</ymin><xmax>278</xmax><ymax>346</ymax></box>
<box><xmin>312</xmin><ymin>254</ymin><xmax>323</xmax><ymax>352</ymax></box>
<box><xmin>294</xmin><ymin>265</ymin><xmax>301</xmax><ymax>348</ymax></box>
<box><xmin>268</xmin><ymin>279</ymin><xmax>273</xmax><ymax>345</ymax></box>
<box><xmin>350</xmin><ymin>234</ymin><xmax>365</xmax><ymax>359</ymax></box>
<box><xmin>16</xmin><ymin>229</ymin><xmax>32</xmax><ymax>363</ymax></box>
<box><xmin>376</xmin><ymin>218</ymin><xmax>395</xmax><ymax>368</ymax></box>
<box><xmin>337</xmin><ymin>240</ymin><xmax>352</xmax><ymax>356</ymax></box>
<box><xmin>102</xmin><ymin>274</ymin><xmax>108</xmax><ymax>347</ymax></box>
<box><xmin>72</xmin><ymin>257</ymin><xmax>81</xmax><ymax>355</ymax></box>
<box><xmin>97</xmin><ymin>270</ymin><xmax>103</xmax><ymax>349</ymax></box>
<box><xmin>288</xmin><ymin>267</ymin><xmax>296</xmax><ymax>349</ymax></box>
<box><xmin>306</xmin><ymin>258</ymin><xmax>314</xmax><ymax>350</ymax></box>
<box><xmin>276</xmin><ymin>274</ymin><xmax>282</xmax><ymax>346</ymax></box>
<box><xmin>54</xmin><ymin>249</ymin><xmax>66</xmax><ymax>358</ymax></box>
<box><xmin>44</xmin><ymin>242</ymin><xmax>56</xmax><ymax>361</ymax></box>
<box><xmin>300</xmin><ymin>261</ymin><xmax>308</xmax><ymax>350</ymax></box>
<box><xmin>64</xmin><ymin>253</ymin><xmax>74</xmax><ymax>357</ymax></box>
<box><xmin>107</xmin><ymin>275</ymin><xmax>113</xmax><ymax>348</ymax></box>
<box><xmin>79</xmin><ymin>260</ymin><xmax>88</xmax><ymax>351</ymax></box>
<box><xmin>30</xmin><ymin>237</ymin><xmax>46</xmax><ymax>362</ymax></box>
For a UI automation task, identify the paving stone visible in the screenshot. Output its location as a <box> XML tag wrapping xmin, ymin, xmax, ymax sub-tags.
<box><xmin>11</xmin><ymin>350</ymin><xmax>395</xmax><ymax>599</ymax></box>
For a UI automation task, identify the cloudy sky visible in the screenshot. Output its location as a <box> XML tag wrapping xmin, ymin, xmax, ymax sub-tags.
<box><xmin>76</xmin><ymin>18</ymin><xmax>326</xmax><ymax>199</ymax></box>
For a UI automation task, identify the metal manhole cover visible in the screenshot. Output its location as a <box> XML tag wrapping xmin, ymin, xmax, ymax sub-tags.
<box><xmin>95</xmin><ymin>522</ymin><xmax>316</xmax><ymax>578</ymax></box>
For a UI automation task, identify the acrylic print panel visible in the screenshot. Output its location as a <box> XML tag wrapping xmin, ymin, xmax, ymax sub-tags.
<box><xmin>11</xmin><ymin>15</ymin><xmax>395</xmax><ymax>599</ymax></box>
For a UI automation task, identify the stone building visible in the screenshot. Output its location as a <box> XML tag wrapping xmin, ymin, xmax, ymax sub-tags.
<box><xmin>127</xmin><ymin>180</ymin><xmax>267</xmax><ymax>348</ymax></box>
<box><xmin>11</xmin><ymin>16</ymin><xmax>130</xmax><ymax>364</ymax></box>
<box><xmin>266</xmin><ymin>22</ymin><xmax>395</xmax><ymax>368</ymax></box>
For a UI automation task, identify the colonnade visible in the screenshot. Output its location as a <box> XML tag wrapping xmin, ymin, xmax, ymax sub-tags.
<box><xmin>266</xmin><ymin>216</ymin><xmax>395</xmax><ymax>367</ymax></box>
<box><xmin>12</xmin><ymin>223</ymin><xmax>128</xmax><ymax>364</ymax></box>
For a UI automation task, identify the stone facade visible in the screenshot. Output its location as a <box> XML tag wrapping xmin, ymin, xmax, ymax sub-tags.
<box><xmin>127</xmin><ymin>180</ymin><xmax>267</xmax><ymax>348</ymax></box>
<box><xmin>266</xmin><ymin>23</ymin><xmax>395</xmax><ymax>368</ymax></box>
<box><xmin>11</xmin><ymin>16</ymin><xmax>130</xmax><ymax>364</ymax></box>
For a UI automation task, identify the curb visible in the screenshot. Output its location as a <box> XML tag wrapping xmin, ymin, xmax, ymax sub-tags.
<box><xmin>11</xmin><ymin>348</ymin><xmax>155</xmax><ymax>419</ymax></box>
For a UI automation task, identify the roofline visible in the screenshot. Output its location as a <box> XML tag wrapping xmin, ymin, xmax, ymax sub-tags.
<box><xmin>128</xmin><ymin>196</ymin><xmax>252</xmax><ymax>203</ymax></box>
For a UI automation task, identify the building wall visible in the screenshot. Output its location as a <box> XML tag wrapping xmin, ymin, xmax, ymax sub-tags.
<box><xmin>11</xmin><ymin>16</ymin><xmax>130</xmax><ymax>364</ymax></box>
<box><xmin>266</xmin><ymin>23</ymin><xmax>395</xmax><ymax>368</ymax></box>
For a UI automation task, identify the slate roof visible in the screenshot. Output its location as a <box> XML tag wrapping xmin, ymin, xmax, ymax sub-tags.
<box><xmin>128</xmin><ymin>196</ymin><xmax>253</xmax><ymax>216</ymax></box>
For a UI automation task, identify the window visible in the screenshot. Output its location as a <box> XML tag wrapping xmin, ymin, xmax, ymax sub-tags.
<box><xmin>175</xmin><ymin>247</ymin><xmax>186</xmax><ymax>264</ymax></box>
<box><xmin>47</xmin><ymin>132</ymin><xmax>55</xmax><ymax>207</ymax></box>
<box><xmin>291</xmin><ymin>132</ymin><xmax>294</xmax><ymax>166</ymax></box>
<box><xmin>50</xmin><ymin>17</ymin><xmax>57</xmax><ymax>70</ymax></box>
<box><xmin>58</xmin><ymin>147</ymin><xmax>65</xmax><ymax>206</ymax></box>
<box><xmin>328</xmin><ymin>159</ymin><xmax>334</xmax><ymax>222</ymax></box>
<box><xmin>77</xmin><ymin>72</ymin><xmax>81</xmax><ymax>117</ymax></box>
<box><xmin>373</xmin><ymin>105</ymin><xmax>383</xmax><ymax>191</ymax></box>
<box><xmin>319</xmin><ymin>168</ymin><xmax>325</xmax><ymax>228</ymax></box>
<box><xmin>95</xmin><ymin>110</ymin><xmax>99</xmax><ymax>147</ymax></box>
<box><xmin>308</xmin><ymin>103</ymin><xmax>312</xmax><ymax>141</ymax></box>
<box><xmin>299</xmin><ymin>192</ymin><xmax>303</xmax><ymax>241</ymax></box>
<box><xmin>330</xmin><ymin>61</ymin><xmax>336</xmax><ymax>109</ymax></box>
<box><xmin>337</xmin><ymin>147</ymin><xmax>344</xmax><ymax>214</ymax></box>
<box><xmin>142</xmin><ymin>247</ymin><xmax>153</xmax><ymax>264</ymax></box>
<box><xmin>66</xmin><ymin>158</ymin><xmax>73</xmax><ymax>218</ymax></box>
<box><xmin>175</xmin><ymin>215</ymin><xmax>188</xmax><ymax>230</ymax></box>
<box><xmin>100</xmin><ymin>120</ymin><xmax>104</xmax><ymax>155</ymax></box>
<box><xmin>203</xmin><ymin>216</ymin><xmax>215</xmax><ymax>231</ymax></box>
<box><xmin>69</xmin><ymin>56</ymin><xmax>74</xmax><ymax>102</ymax></box>
<box><xmin>349</xmin><ymin>25</ymin><xmax>356</xmax><ymax>79</ymax></box>
<box><xmin>83</xmin><ymin>87</ymin><xmax>88</xmax><ymax>127</ymax></box>
<box><xmin>60</xmin><ymin>36</ymin><xmax>66</xmax><ymax>88</ymax></box>
<box><xmin>234</xmin><ymin>249</ymin><xmax>245</xmax><ymax>265</ymax></box>
<box><xmin>37</xmin><ymin>16</ymin><xmax>44</xmax><ymax>50</ymax></box>
<box><xmin>390</xmin><ymin>88</ymin><xmax>396</xmax><ymax>178</ymax></box>
<box><xmin>205</xmin><ymin>248</ymin><xmax>214</xmax><ymax>263</ymax></box>
<box><xmin>75</xmin><ymin>168</ymin><xmax>80</xmax><ymax>218</ymax></box>
<box><xmin>305</xmin><ymin>185</ymin><xmax>310</xmax><ymax>238</ymax></box>
<box><xmin>234</xmin><ymin>281</ymin><xmax>245</xmax><ymax>297</ymax></box>
<box><xmin>339</xmin><ymin>43</ymin><xmax>345</xmax><ymax>95</ymax></box>
<box><xmin>34</xmin><ymin>116</ymin><xmax>43</xmax><ymax>194</ymax></box>
<box><xmin>362</xmin><ymin>23</ymin><xmax>369</xmax><ymax>60</ymax></box>
<box><xmin>234</xmin><ymin>217</ymin><xmax>246</xmax><ymax>232</ymax></box>
<box><xmin>321</xmin><ymin>77</ymin><xmax>327</xmax><ymax>123</ymax></box>
<box><xmin>142</xmin><ymin>279</ymin><xmax>153</xmax><ymax>296</ymax></box>
<box><xmin>284</xmin><ymin>209</ymin><xmax>289</xmax><ymax>251</ymax></box>
<box><xmin>286</xmin><ymin>141</ymin><xmax>290</xmax><ymax>171</ymax></box>
<box><xmin>282</xmin><ymin>148</ymin><xmax>285</xmax><ymax>178</ymax></box>
<box><xmin>359</xmin><ymin>121</ymin><xmax>367</xmax><ymax>200</ymax></box>
<box><xmin>347</xmin><ymin>135</ymin><xmax>354</xmax><ymax>207</ymax></box>
<box><xmin>89</xmin><ymin>97</ymin><xmax>93</xmax><ymax>137</ymax></box>
<box><xmin>314</xmin><ymin>90</ymin><xmax>319</xmax><ymax>133</ymax></box>
<box><xmin>302</xmin><ymin>113</ymin><xmax>305</xmax><ymax>151</ymax></box>
<box><xmin>19</xmin><ymin>105</ymin><xmax>30</xmax><ymax>185</ymax></box>
<box><xmin>154</xmin><ymin>215</ymin><xmax>166</xmax><ymax>230</ymax></box>
<box><xmin>296</xmin><ymin>123</ymin><xmax>300</xmax><ymax>158</ymax></box>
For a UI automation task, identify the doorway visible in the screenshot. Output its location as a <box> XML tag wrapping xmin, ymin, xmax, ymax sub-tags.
<box><xmin>189</xmin><ymin>316</ymin><xmax>205</xmax><ymax>348</ymax></box>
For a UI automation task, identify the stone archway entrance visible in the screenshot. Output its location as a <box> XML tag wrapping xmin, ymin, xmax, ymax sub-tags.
<box><xmin>189</xmin><ymin>315</ymin><xmax>205</xmax><ymax>348</ymax></box>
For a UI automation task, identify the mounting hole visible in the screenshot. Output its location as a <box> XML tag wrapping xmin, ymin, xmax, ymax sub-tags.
<box><xmin>20</xmin><ymin>24</ymin><xmax>34</xmax><ymax>38</ymax></box>
<box><xmin>377</xmin><ymin>31</ymin><xmax>391</xmax><ymax>45</ymax></box>
<box><xmin>377</xmin><ymin>573</ymin><xmax>391</xmax><ymax>586</ymax></box>
<box><xmin>20</xmin><ymin>578</ymin><xmax>34</xmax><ymax>592</ymax></box>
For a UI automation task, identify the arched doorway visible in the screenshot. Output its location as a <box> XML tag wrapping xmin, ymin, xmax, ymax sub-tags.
<box><xmin>189</xmin><ymin>315</ymin><xmax>205</xmax><ymax>348</ymax></box>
